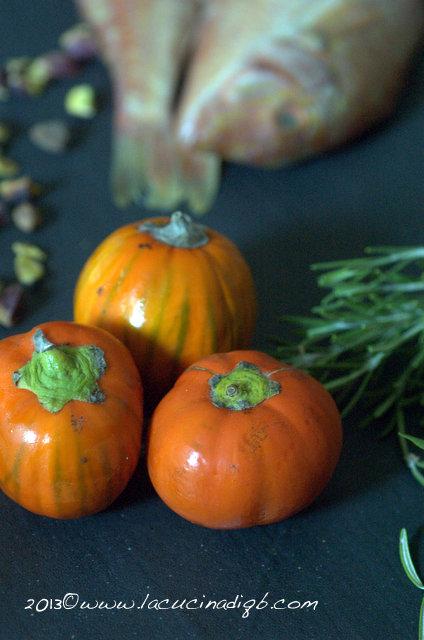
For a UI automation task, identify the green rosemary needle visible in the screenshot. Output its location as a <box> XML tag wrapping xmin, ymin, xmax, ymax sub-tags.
<box><xmin>399</xmin><ymin>528</ymin><xmax>424</xmax><ymax>640</ymax></box>
<box><xmin>275</xmin><ymin>246</ymin><xmax>424</xmax><ymax>483</ymax></box>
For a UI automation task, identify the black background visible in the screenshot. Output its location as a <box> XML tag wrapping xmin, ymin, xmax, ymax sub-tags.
<box><xmin>1</xmin><ymin>2</ymin><xmax>424</xmax><ymax>639</ymax></box>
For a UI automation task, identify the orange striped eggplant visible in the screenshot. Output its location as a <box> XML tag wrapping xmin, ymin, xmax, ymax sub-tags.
<box><xmin>74</xmin><ymin>212</ymin><xmax>256</xmax><ymax>405</ymax></box>
<box><xmin>0</xmin><ymin>321</ymin><xmax>143</xmax><ymax>519</ymax></box>
<box><xmin>147</xmin><ymin>350</ymin><xmax>342</xmax><ymax>529</ymax></box>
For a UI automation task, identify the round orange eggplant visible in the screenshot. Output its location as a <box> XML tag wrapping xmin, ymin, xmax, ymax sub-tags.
<box><xmin>74</xmin><ymin>212</ymin><xmax>256</xmax><ymax>404</ymax></box>
<box><xmin>0</xmin><ymin>321</ymin><xmax>143</xmax><ymax>519</ymax></box>
<box><xmin>147</xmin><ymin>350</ymin><xmax>342</xmax><ymax>529</ymax></box>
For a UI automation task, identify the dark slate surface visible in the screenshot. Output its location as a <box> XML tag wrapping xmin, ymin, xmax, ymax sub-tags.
<box><xmin>0</xmin><ymin>2</ymin><xmax>423</xmax><ymax>639</ymax></box>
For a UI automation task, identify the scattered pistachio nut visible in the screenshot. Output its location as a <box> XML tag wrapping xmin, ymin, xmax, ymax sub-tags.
<box><xmin>29</xmin><ymin>120</ymin><xmax>70</xmax><ymax>153</ymax></box>
<box><xmin>0</xmin><ymin>155</ymin><xmax>19</xmax><ymax>178</ymax></box>
<box><xmin>11</xmin><ymin>203</ymin><xmax>42</xmax><ymax>233</ymax></box>
<box><xmin>0</xmin><ymin>176</ymin><xmax>41</xmax><ymax>203</ymax></box>
<box><xmin>12</xmin><ymin>243</ymin><xmax>47</xmax><ymax>286</ymax></box>
<box><xmin>12</xmin><ymin>241</ymin><xmax>47</xmax><ymax>261</ymax></box>
<box><xmin>65</xmin><ymin>84</ymin><xmax>96</xmax><ymax>118</ymax></box>
<box><xmin>24</xmin><ymin>58</ymin><xmax>50</xmax><ymax>95</ymax></box>
<box><xmin>38</xmin><ymin>51</ymin><xmax>79</xmax><ymax>80</ymax></box>
<box><xmin>26</xmin><ymin>51</ymin><xmax>78</xmax><ymax>95</ymax></box>
<box><xmin>0</xmin><ymin>282</ymin><xmax>24</xmax><ymax>327</ymax></box>
<box><xmin>59</xmin><ymin>23</ymin><xmax>97</xmax><ymax>61</ymax></box>
<box><xmin>5</xmin><ymin>57</ymin><xmax>31</xmax><ymax>75</ymax></box>
<box><xmin>5</xmin><ymin>56</ymin><xmax>32</xmax><ymax>95</ymax></box>
<box><xmin>14</xmin><ymin>255</ymin><xmax>45</xmax><ymax>286</ymax></box>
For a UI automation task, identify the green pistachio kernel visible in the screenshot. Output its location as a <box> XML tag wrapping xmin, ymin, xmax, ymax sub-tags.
<box><xmin>65</xmin><ymin>84</ymin><xmax>96</xmax><ymax>119</ymax></box>
<box><xmin>14</xmin><ymin>255</ymin><xmax>45</xmax><ymax>286</ymax></box>
<box><xmin>0</xmin><ymin>155</ymin><xmax>19</xmax><ymax>178</ymax></box>
<box><xmin>12</xmin><ymin>242</ymin><xmax>47</xmax><ymax>261</ymax></box>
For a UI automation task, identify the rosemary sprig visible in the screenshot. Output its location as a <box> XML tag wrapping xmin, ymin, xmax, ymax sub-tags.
<box><xmin>399</xmin><ymin>528</ymin><xmax>424</xmax><ymax>639</ymax></box>
<box><xmin>275</xmin><ymin>246</ymin><xmax>424</xmax><ymax>481</ymax></box>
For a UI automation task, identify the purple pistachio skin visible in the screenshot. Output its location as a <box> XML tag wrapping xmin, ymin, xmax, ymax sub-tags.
<box><xmin>0</xmin><ymin>282</ymin><xmax>24</xmax><ymax>327</ymax></box>
<box><xmin>5</xmin><ymin>57</ymin><xmax>30</xmax><ymax>95</ymax></box>
<box><xmin>0</xmin><ymin>201</ymin><xmax>9</xmax><ymax>227</ymax></box>
<box><xmin>42</xmin><ymin>51</ymin><xmax>80</xmax><ymax>79</ymax></box>
<box><xmin>0</xmin><ymin>68</ymin><xmax>9</xmax><ymax>99</ymax></box>
<box><xmin>0</xmin><ymin>177</ymin><xmax>40</xmax><ymax>204</ymax></box>
<box><xmin>59</xmin><ymin>23</ymin><xmax>97</xmax><ymax>62</ymax></box>
<box><xmin>30</xmin><ymin>51</ymin><xmax>79</xmax><ymax>83</ymax></box>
